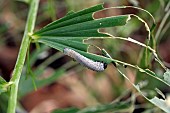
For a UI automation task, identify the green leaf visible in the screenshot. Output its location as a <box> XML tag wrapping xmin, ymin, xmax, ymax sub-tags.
<box><xmin>149</xmin><ymin>97</ymin><xmax>170</xmax><ymax>112</ymax></box>
<box><xmin>16</xmin><ymin>0</ymin><xmax>30</xmax><ymax>4</ymax></box>
<box><xmin>77</xmin><ymin>102</ymin><xmax>132</xmax><ymax>113</ymax></box>
<box><xmin>33</xmin><ymin>15</ymin><xmax>129</xmax><ymax>37</ymax></box>
<box><xmin>135</xmin><ymin>85</ymin><xmax>170</xmax><ymax>113</ymax></box>
<box><xmin>18</xmin><ymin>68</ymin><xmax>65</xmax><ymax>97</ymax></box>
<box><xmin>0</xmin><ymin>93</ymin><xmax>9</xmax><ymax>113</ymax></box>
<box><xmin>32</xmin><ymin>4</ymin><xmax>130</xmax><ymax>64</ymax></box>
<box><xmin>33</xmin><ymin>4</ymin><xmax>104</xmax><ymax>36</ymax></box>
<box><xmin>0</xmin><ymin>83</ymin><xmax>11</xmax><ymax>94</ymax></box>
<box><xmin>52</xmin><ymin>108</ymin><xmax>79</xmax><ymax>113</ymax></box>
<box><xmin>0</xmin><ymin>76</ymin><xmax>13</xmax><ymax>94</ymax></box>
<box><xmin>52</xmin><ymin>101</ymin><xmax>132</xmax><ymax>113</ymax></box>
<box><xmin>0</xmin><ymin>76</ymin><xmax>6</xmax><ymax>84</ymax></box>
<box><xmin>117</xmin><ymin>68</ymin><xmax>170</xmax><ymax>113</ymax></box>
<box><xmin>163</xmin><ymin>69</ymin><xmax>170</xmax><ymax>85</ymax></box>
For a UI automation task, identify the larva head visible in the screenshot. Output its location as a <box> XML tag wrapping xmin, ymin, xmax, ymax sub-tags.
<box><xmin>102</xmin><ymin>61</ymin><xmax>107</xmax><ymax>69</ymax></box>
<box><xmin>103</xmin><ymin>63</ymin><xmax>107</xmax><ymax>69</ymax></box>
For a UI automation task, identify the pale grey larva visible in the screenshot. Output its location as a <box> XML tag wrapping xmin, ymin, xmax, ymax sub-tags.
<box><xmin>63</xmin><ymin>48</ymin><xmax>107</xmax><ymax>71</ymax></box>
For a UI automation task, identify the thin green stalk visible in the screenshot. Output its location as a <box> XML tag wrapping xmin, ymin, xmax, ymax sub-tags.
<box><xmin>155</xmin><ymin>7</ymin><xmax>170</xmax><ymax>41</ymax></box>
<box><xmin>7</xmin><ymin>0</ymin><xmax>39</xmax><ymax>113</ymax></box>
<box><xmin>38</xmin><ymin>52</ymin><xmax>63</xmax><ymax>69</ymax></box>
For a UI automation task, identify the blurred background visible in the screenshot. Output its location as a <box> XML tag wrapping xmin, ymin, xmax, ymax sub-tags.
<box><xmin>0</xmin><ymin>0</ymin><xmax>170</xmax><ymax>113</ymax></box>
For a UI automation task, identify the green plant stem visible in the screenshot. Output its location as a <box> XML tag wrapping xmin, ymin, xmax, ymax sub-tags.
<box><xmin>7</xmin><ymin>0</ymin><xmax>39</xmax><ymax>113</ymax></box>
<box><xmin>155</xmin><ymin>8</ymin><xmax>170</xmax><ymax>41</ymax></box>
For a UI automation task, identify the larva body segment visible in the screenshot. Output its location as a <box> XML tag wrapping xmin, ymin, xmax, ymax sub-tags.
<box><xmin>63</xmin><ymin>48</ymin><xmax>107</xmax><ymax>71</ymax></box>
